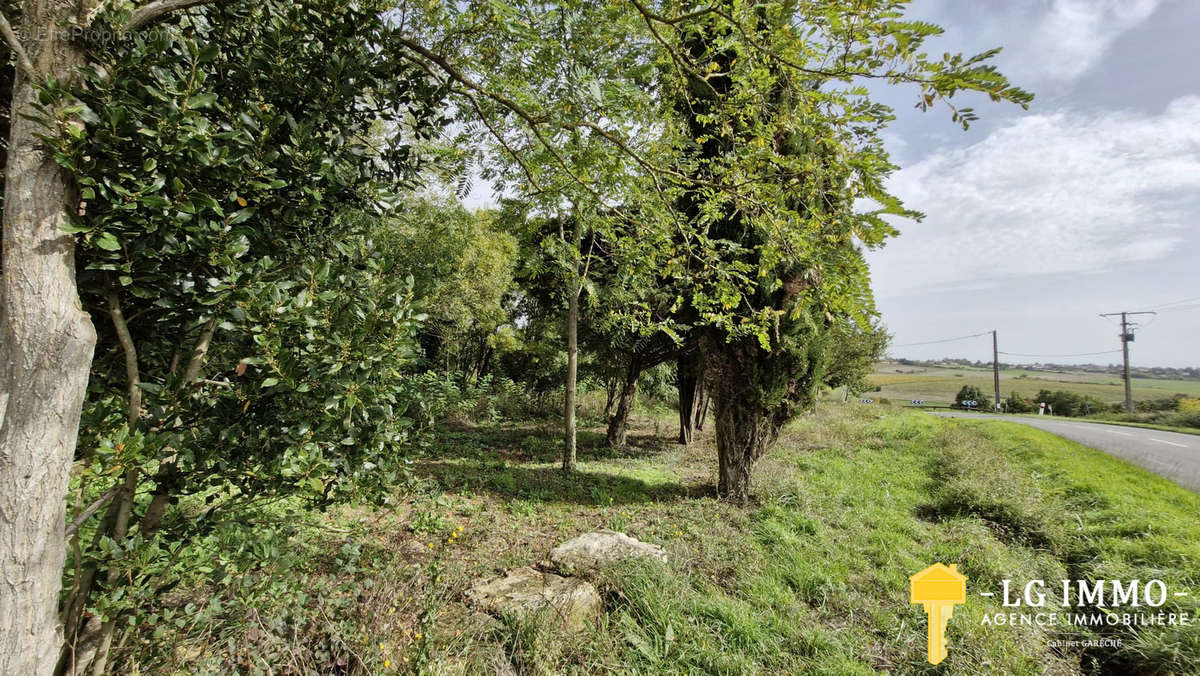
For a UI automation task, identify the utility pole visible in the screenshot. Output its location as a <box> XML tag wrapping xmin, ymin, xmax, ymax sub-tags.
<box><xmin>1099</xmin><ymin>311</ymin><xmax>1156</xmax><ymax>413</ymax></box>
<box><xmin>992</xmin><ymin>330</ymin><xmax>1001</xmax><ymax>413</ymax></box>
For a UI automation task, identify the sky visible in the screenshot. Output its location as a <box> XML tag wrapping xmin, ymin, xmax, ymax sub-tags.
<box><xmin>863</xmin><ymin>0</ymin><xmax>1200</xmax><ymax>368</ymax></box>
<box><xmin>463</xmin><ymin>0</ymin><xmax>1200</xmax><ymax>368</ymax></box>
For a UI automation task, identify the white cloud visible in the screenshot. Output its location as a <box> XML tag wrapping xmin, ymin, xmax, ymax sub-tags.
<box><xmin>870</xmin><ymin>96</ymin><xmax>1200</xmax><ymax>297</ymax></box>
<box><xmin>1025</xmin><ymin>0</ymin><xmax>1160</xmax><ymax>81</ymax></box>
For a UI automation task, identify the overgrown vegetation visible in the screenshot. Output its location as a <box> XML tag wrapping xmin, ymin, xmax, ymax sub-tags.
<box><xmin>105</xmin><ymin>406</ymin><xmax>1199</xmax><ymax>674</ymax></box>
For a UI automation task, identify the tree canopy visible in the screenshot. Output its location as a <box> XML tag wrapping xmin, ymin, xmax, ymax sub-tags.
<box><xmin>0</xmin><ymin>0</ymin><xmax>1035</xmax><ymax>671</ymax></box>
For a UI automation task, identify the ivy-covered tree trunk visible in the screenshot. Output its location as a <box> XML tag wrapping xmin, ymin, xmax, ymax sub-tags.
<box><xmin>606</xmin><ymin>361</ymin><xmax>640</xmax><ymax>447</ymax></box>
<box><xmin>0</xmin><ymin>7</ymin><xmax>95</xmax><ymax>673</ymax></box>
<box><xmin>705</xmin><ymin>335</ymin><xmax>785</xmax><ymax>502</ymax></box>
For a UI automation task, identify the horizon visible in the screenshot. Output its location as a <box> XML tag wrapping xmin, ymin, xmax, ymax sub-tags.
<box><xmin>881</xmin><ymin>356</ymin><xmax>1199</xmax><ymax>374</ymax></box>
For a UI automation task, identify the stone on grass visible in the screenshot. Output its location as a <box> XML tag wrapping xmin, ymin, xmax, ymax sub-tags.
<box><xmin>548</xmin><ymin>530</ymin><xmax>668</xmax><ymax>576</ymax></box>
<box><xmin>464</xmin><ymin>566</ymin><xmax>601</xmax><ymax>632</ymax></box>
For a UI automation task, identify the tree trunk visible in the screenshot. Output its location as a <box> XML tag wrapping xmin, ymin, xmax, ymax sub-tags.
<box><xmin>677</xmin><ymin>350</ymin><xmax>701</xmax><ymax>445</ymax></box>
<box><xmin>603</xmin><ymin>375</ymin><xmax>617</xmax><ymax>421</ymax></box>
<box><xmin>139</xmin><ymin>317</ymin><xmax>216</xmax><ymax>537</ymax></box>
<box><xmin>76</xmin><ymin>289</ymin><xmax>144</xmax><ymax>674</ymax></box>
<box><xmin>562</xmin><ymin>210</ymin><xmax>586</xmax><ymax>472</ymax></box>
<box><xmin>711</xmin><ymin>385</ymin><xmax>776</xmax><ymax>503</ymax></box>
<box><xmin>563</xmin><ymin>281</ymin><xmax>579</xmax><ymax>471</ymax></box>
<box><xmin>0</xmin><ymin>10</ymin><xmax>96</xmax><ymax>673</ymax></box>
<box><xmin>705</xmin><ymin>334</ymin><xmax>782</xmax><ymax>503</ymax></box>
<box><xmin>606</xmin><ymin>361</ymin><xmax>639</xmax><ymax>447</ymax></box>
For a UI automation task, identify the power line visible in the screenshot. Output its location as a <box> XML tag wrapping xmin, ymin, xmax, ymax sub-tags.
<box><xmin>998</xmin><ymin>349</ymin><xmax>1121</xmax><ymax>358</ymax></box>
<box><xmin>890</xmin><ymin>331</ymin><xmax>991</xmax><ymax>347</ymax></box>
<box><xmin>1141</xmin><ymin>295</ymin><xmax>1200</xmax><ymax>310</ymax></box>
<box><xmin>1156</xmin><ymin>302</ymin><xmax>1200</xmax><ymax>314</ymax></box>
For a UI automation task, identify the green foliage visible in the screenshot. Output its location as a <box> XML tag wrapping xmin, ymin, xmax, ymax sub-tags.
<box><xmin>824</xmin><ymin>319</ymin><xmax>890</xmax><ymax>395</ymax></box>
<box><xmin>376</xmin><ymin>201</ymin><xmax>518</xmax><ymax>378</ymax></box>
<box><xmin>51</xmin><ymin>2</ymin><xmax>452</xmax><ymax>660</ymax></box>
<box><xmin>1033</xmin><ymin>389</ymin><xmax>1106</xmax><ymax>417</ymax></box>
<box><xmin>1005</xmin><ymin>391</ymin><xmax>1035</xmax><ymax>413</ymax></box>
<box><xmin>954</xmin><ymin>384</ymin><xmax>992</xmax><ymax>410</ymax></box>
<box><xmin>31</xmin><ymin>0</ymin><xmax>1051</xmax><ymax>668</ymax></box>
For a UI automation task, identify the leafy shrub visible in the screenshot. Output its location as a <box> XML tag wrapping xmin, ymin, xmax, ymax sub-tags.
<box><xmin>953</xmin><ymin>385</ymin><xmax>991</xmax><ymax>411</ymax></box>
<box><xmin>1005</xmin><ymin>392</ymin><xmax>1034</xmax><ymax>413</ymax></box>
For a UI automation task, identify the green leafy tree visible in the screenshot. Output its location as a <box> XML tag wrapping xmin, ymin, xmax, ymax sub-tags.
<box><xmin>33</xmin><ymin>3</ymin><xmax>446</xmax><ymax>670</ymax></box>
<box><xmin>649</xmin><ymin>1</ymin><xmax>1031</xmax><ymax>501</ymax></box>
<box><xmin>378</xmin><ymin>201</ymin><xmax>518</xmax><ymax>381</ymax></box>
<box><xmin>1006</xmin><ymin>391</ymin><xmax>1035</xmax><ymax>413</ymax></box>
<box><xmin>955</xmin><ymin>385</ymin><xmax>992</xmax><ymax>410</ymax></box>
<box><xmin>825</xmin><ymin>319</ymin><xmax>891</xmax><ymax>396</ymax></box>
<box><xmin>394</xmin><ymin>0</ymin><xmax>675</xmax><ymax>470</ymax></box>
<box><xmin>390</xmin><ymin>1</ymin><xmax>1030</xmax><ymax>501</ymax></box>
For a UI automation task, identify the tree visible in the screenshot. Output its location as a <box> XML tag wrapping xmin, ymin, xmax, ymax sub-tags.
<box><xmin>393</xmin><ymin>0</ymin><xmax>675</xmax><ymax>471</ymax></box>
<box><xmin>955</xmin><ymin>385</ymin><xmax>992</xmax><ymax>411</ymax></box>
<box><xmin>603</xmin><ymin>332</ymin><xmax>678</xmax><ymax>447</ymax></box>
<box><xmin>1006</xmin><ymin>391</ymin><xmax>1035</xmax><ymax>413</ymax></box>
<box><xmin>824</xmin><ymin>318</ymin><xmax>890</xmax><ymax>396</ymax></box>
<box><xmin>650</xmin><ymin>1</ymin><xmax>1031</xmax><ymax>501</ymax></box>
<box><xmin>381</xmin><ymin>201</ymin><xmax>518</xmax><ymax>382</ymax></box>
<box><xmin>0</xmin><ymin>1</ymin><xmax>444</xmax><ymax>670</ymax></box>
<box><xmin>0</xmin><ymin>2</ymin><xmax>218</xmax><ymax>670</ymax></box>
<box><xmin>389</xmin><ymin>1</ymin><xmax>1030</xmax><ymax>500</ymax></box>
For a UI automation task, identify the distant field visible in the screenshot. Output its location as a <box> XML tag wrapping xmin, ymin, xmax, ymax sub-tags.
<box><xmin>866</xmin><ymin>362</ymin><xmax>1200</xmax><ymax>407</ymax></box>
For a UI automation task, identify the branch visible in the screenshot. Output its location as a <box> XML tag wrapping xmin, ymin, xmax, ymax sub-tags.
<box><xmin>106</xmin><ymin>287</ymin><xmax>141</xmax><ymax>429</ymax></box>
<box><xmin>393</xmin><ymin>34</ymin><xmax>608</xmax><ymax>204</ymax></box>
<box><xmin>65</xmin><ymin>483</ymin><xmax>122</xmax><ymax>538</ymax></box>
<box><xmin>623</xmin><ymin>1</ymin><xmax>717</xmax><ymax>26</ymax></box>
<box><xmin>0</xmin><ymin>10</ymin><xmax>39</xmax><ymax>82</ymax></box>
<box><xmin>182</xmin><ymin>317</ymin><xmax>217</xmax><ymax>383</ymax></box>
<box><xmin>123</xmin><ymin>0</ymin><xmax>224</xmax><ymax>32</ymax></box>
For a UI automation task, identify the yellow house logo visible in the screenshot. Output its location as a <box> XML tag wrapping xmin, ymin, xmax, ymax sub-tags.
<box><xmin>910</xmin><ymin>563</ymin><xmax>967</xmax><ymax>665</ymax></box>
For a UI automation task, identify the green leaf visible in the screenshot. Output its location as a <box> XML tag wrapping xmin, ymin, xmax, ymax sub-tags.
<box><xmin>95</xmin><ymin>232</ymin><xmax>122</xmax><ymax>251</ymax></box>
<box><xmin>229</xmin><ymin>208</ymin><xmax>256</xmax><ymax>225</ymax></box>
<box><xmin>197</xmin><ymin>43</ymin><xmax>220</xmax><ymax>64</ymax></box>
<box><xmin>189</xmin><ymin>93</ymin><xmax>219</xmax><ymax>109</ymax></box>
<box><xmin>60</xmin><ymin>222</ymin><xmax>92</xmax><ymax>234</ymax></box>
<box><xmin>261</xmin><ymin>377</ymin><xmax>280</xmax><ymax>388</ymax></box>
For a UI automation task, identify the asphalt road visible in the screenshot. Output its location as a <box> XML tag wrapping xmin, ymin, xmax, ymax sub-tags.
<box><xmin>930</xmin><ymin>411</ymin><xmax>1200</xmax><ymax>492</ymax></box>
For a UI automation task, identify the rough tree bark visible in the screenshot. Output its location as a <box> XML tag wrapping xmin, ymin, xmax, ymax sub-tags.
<box><xmin>602</xmin><ymin>375</ymin><xmax>618</xmax><ymax>422</ymax></box>
<box><xmin>676</xmin><ymin>348</ymin><xmax>702</xmax><ymax>445</ymax></box>
<box><xmin>704</xmin><ymin>334</ymin><xmax>786</xmax><ymax>504</ymax></box>
<box><xmin>562</xmin><ymin>214</ymin><xmax>582</xmax><ymax>472</ymax></box>
<box><xmin>0</xmin><ymin>6</ymin><xmax>96</xmax><ymax>673</ymax></box>
<box><xmin>1</xmin><ymin>3</ymin><xmax>221</xmax><ymax>672</ymax></box>
<box><xmin>605</xmin><ymin>360</ymin><xmax>640</xmax><ymax>447</ymax></box>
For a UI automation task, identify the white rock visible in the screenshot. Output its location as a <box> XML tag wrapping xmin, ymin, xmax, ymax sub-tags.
<box><xmin>548</xmin><ymin>530</ymin><xmax>668</xmax><ymax>576</ymax></box>
<box><xmin>464</xmin><ymin>567</ymin><xmax>601</xmax><ymax>632</ymax></box>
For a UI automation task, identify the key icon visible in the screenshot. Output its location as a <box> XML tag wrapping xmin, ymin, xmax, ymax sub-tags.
<box><xmin>910</xmin><ymin>563</ymin><xmax>967</xmax><ymax>665</ymax></box>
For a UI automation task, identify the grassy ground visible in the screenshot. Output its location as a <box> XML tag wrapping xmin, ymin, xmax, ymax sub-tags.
<box><xmin>869</xmin><ymin>362</ymin><xmax>1200</xmax><ymax>407</ymax></box>
<box><xmin>148</xmin><ymin>406</ymin><xmax>1200</xmax><ymax>674</ymax></box>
